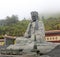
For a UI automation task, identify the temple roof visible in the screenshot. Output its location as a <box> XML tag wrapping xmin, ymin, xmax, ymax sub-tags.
<box><xmin>45</xmin><ymin>30</ymin><xmax>60</xmax><ymax>34</ymax></box>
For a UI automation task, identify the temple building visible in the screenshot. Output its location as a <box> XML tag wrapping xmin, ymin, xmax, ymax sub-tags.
<box><xmin>45</xmin><ymin>30</ymin><xmax>60</xmax><ymax>43</ymax></box>
<box><xmin>0</xmin><ymin>30</ymin><xmax>60</xmax><ymax>46</ymax></box>
<box><xmin>0</xmin><ymin>35</ymin><xmax>16</xmax><ymax>46</ymax></box>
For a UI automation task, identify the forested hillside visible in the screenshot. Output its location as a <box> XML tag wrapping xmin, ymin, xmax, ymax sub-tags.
<box><xmin>0</xmin><ymin>15</ymin><xmax>60</xmax><ymax>36</ymax></box>
<box><xmin>43</xmin><ymin>17</ymin><xmax>60</xmax><ymax>30</ymax></box>
<box><xmin>0</xmin><ymin>15</ymin><xmax>30</xmax><ymax>36</ymax></box>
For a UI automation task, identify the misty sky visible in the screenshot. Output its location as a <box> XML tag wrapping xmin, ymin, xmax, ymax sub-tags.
<box><xmin>0</xmin><ymin>0</ymin><xmax>60</xmax><ymax>20</ymax></box>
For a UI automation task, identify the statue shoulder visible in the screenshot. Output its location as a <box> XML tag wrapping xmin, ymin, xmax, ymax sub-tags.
<box><xmin>39</xmin><ymin>21</ymin><xmax>43</xmax><ymax>23</ymax></box>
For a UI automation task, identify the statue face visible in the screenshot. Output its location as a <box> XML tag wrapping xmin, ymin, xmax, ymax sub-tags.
<box><xmin>32</xmin><ymin>15</ymin><xmax>37</xmax><ymax>21</ymax></box>
<box><xmin>31</xmin><ymin>11</ymin><xmax>38</xmax><ymax>22</ymax></box>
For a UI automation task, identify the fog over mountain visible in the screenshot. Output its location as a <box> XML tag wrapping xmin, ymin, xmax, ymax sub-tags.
<box><xmin>0</xmin><ymin>0</ymin><xmax>60</xmax><ymax>20</ymax></box>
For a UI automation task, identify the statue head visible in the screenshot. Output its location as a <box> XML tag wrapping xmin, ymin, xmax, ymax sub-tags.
<box><xmin>31</xmin><ymin>11</ymin><xmax>38</xmax><ymax>22</ymax></box>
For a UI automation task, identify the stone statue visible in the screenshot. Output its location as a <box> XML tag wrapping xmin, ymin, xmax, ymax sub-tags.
<box><xmin>1</xmin><ymin>11</ymin><xmax>59</xmax><ymax>55</ymax></box>
<box><xmin>24</xmin><ymin>11</ymin><xmax>45</xmax><ymax>43</ymax></box>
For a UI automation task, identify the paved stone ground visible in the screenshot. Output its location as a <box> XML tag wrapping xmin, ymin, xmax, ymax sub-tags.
<box><xmin>0</xmin><ymin>54</ymin><xmax>51</xmax><ymax>57</ymax></box>
<box><xmin>47</xmin><ymin>45</ymin><xmax>60</xmax><ymax>57</ymax></box>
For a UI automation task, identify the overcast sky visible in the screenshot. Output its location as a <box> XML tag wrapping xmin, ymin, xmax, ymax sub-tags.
<box><xmin>0</xmin><ymin>0</ymin><xmax>60</xmax><ymax>20</ymax></box>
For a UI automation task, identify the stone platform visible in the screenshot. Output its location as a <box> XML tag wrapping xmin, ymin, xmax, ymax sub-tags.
<box><xmin>1</xmin><ymin>45</ymin><xmax>60</xmax><ymax>57</ymax></box>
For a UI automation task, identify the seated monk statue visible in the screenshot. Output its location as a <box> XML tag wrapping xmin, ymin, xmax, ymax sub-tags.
<box><xmin>24</xmin><ymin>11</ymin><xmax>45</xmax><ymax>43</ymax></box>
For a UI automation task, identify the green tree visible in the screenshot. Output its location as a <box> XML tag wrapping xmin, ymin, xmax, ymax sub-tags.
<box><xmin>6</xmin><ymin>15</ymin><xmax>19</xmax><ymax>25</ymax></box>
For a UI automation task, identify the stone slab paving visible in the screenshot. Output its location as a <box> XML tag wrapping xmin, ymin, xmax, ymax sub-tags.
<box><xmin>46</xmin><ymin>45</ymin><xmax>60</xmax><ymax>57</ymax></box>
<box><xmin>0</xmin><ymin>55</ymin><xmax>50</xmax><ymax>57</ymax></box>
